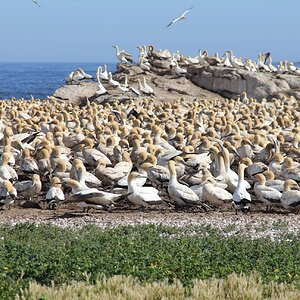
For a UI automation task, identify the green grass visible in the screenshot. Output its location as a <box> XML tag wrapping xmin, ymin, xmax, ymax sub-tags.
<box><xmin>0</xmin><ymin>223</ymin><xmax>299</xmax><ymax>298</ymax></box>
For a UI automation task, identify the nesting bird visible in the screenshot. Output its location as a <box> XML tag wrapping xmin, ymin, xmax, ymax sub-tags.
<box><xmin>0</xmin><ymin>180</ymin><xmax>17</xmax><ymax>210</ymax></box>
<box><xmin>15</xmin><ymin>174</ymin><xmax>42</xmax><ymax>204</ymax></box>
<box><xmin>167</xmin><ymin>160</ymin><xmax>200</xmax><ymax>207</ymax></box>
<box><xmin>46</xmin><ymin>177</ymin><xmax>65</xmax><ymax>209</ymax></box>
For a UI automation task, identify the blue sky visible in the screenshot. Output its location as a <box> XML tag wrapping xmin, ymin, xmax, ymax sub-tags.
<box><xmin>0</xmin><ymin>0</ymin><xmax>299</xmax><ymax>62</ymax></box>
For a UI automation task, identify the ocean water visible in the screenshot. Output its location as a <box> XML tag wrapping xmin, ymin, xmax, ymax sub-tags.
<box><xmin>0</xmin><ymin>62</ymin><xmax>115</xmax><ymax>100</ymax></box>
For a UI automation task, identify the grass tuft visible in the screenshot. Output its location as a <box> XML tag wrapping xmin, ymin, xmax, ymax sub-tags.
<box><xmin>18</xmin><ymin>273</ymin><xmax>300</xmax><ymax>300</ymax></box>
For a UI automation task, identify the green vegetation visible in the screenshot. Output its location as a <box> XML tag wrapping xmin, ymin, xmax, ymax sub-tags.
<box><xmin>18</xmin><ymin>273</ymin><xmax>300</xmax><ymax>300</ymax></box>
<box><xmin>0</xmin><ymin>223</ymin><xmax>299</xmax><ymax>299</ymax></box>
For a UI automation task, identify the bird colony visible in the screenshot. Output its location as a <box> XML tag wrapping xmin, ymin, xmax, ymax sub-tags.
<box><xmin>66</xmin><ymin>46</ymin><xmax>300</xmax><ymax>97</ymax></box>
<box><xmin>1</xmin><ymin>45</ymin><xmax>300</xmax><ymax>214</ymax></box>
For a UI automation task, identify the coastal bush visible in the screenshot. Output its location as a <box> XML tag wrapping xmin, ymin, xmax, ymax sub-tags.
<box><xmin>0</xmin><ymin>223</ymin><xmax>300</xmax><ymax>298</ymax></box>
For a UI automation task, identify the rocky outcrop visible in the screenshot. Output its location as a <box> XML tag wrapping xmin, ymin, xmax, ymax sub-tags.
<box><xmin>52</xmin><ymin>82</ymin><xmax>98</xmax><ymax>103</ymax></box>
<box><xmin>52</xmin><ymin>63</ymin><xmax>225</xmax><ymax>104</ymax></box>
<box><xmin>189</xmin><ymin>65</ymin><xmax>300</xmax><ymax>100</ymax></box>
<box><xmin>52</xmin><ymin>60</ymin><xmax>300</xmax><ymax>104</ymax></box>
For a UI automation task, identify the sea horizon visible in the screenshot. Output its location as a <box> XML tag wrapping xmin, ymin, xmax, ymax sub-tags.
<box><xmin>0</xmin><ymin>62</ymin><xmax>116</xmax><ymax>100</ymax></box>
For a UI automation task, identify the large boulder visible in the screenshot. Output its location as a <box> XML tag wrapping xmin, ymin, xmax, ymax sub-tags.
<box><xmin>52</xmin><ymin>81</ymin><xmax>98</xmax><ymax>103</ymax></box>
<box><xmin>52</xmin><ymin>62</ymin><xmax>225</xmax><ymax>104</ymax></box>
<box><xmin>189</xmin><ymin>65</ymin><xmax>300</xmax><ymax>100</ymax></box>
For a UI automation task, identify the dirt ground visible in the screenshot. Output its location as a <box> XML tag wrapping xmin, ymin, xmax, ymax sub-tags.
<box><xmin>1</xmin><ymin>204</ymin><xmax>300</xmax><ymax>240</ymax></box>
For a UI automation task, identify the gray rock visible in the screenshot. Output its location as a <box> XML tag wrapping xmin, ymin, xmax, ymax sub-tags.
<box><xmin>189</xmin><ymin>65</ymin><xmax>300</xmax><ymax>100</ymax></box>
<box><xmin>53</xmin><ymin>82</ymin><xmax>98</xmax><ymax>103</ymax></box>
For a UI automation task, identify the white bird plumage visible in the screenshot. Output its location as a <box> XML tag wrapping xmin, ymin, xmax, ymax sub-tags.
<box><xmin>167</xmin><ymin>7</ymin><xmax>193</xmax><ymax>27</ymax></box>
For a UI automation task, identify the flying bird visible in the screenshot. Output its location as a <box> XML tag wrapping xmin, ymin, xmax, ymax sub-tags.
<box><xmin>32</xmin><ymin>0</ymin><xmax>41</xmax><ymax>7</ymax></box>
<box><xmin>166</xmin><ymin>7</ymin><xmax>193</xmax><ymax>28</ymax></box>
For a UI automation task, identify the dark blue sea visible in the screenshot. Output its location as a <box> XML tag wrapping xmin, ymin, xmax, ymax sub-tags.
<box><xmin>0</xmin><ymin>62</ymin><xmax>115</xmax><ymax>100</ymax></box>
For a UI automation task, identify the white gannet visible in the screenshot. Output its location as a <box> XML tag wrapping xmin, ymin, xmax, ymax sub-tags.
<box><xmin>108</xmin><ymin>72</ymin><xmax>120</xmax><ymax>87</ymax></box>
<box><xmin>102</xmin><ymin>64</ymin><xmax>109</xmax><ymax>79</ymax></box>
<box><xmin>197</xmin><ymin>50</ymin><xmax>209</xmax><ymax>65</ymax></box>
<box><xmin>281</xmin><ymin>180</ymin><xmax>300</xmax><ymax>212</ymax></box>
<box><xmin>223</xmin><ymin>52</ymin><xmax>233</xmax><ymax>67</ymax></box>
<box><xmin>257</xmin><ymin>53</ymin><xmax>270</xmax><ymax>72</ymax></box>
<box><xmin>96</xmin><ymin>81</ymin><xmax>108</xmax><ymax>95</ymax></box>
<box><xmin>263</xmin><ymin>170</ymin><xmax>284</xmax><ymax>192</ymax></box>
<box><xmin>82</xmin><ymin>138</ymin><xmax>111</xmax><ymax>167</ymax></box>
<box><xmin>264</xmin><ymin>53</ymin><xmax>277</xmax><ymax>72</ymax></box>
<box><xmin>117</xmin><ymin>85</ymin><xmax>129</xmax><ymax>93</ymax></box>
<box><xmin>97</xmin><ymin>66</ymin><xmax>109</xmax><ymax>81</ymax></box>
<box><xmin>78</xmin><ymin>68</ymin><xmax>93</xmax><ymax>80</ymax></box>
<box><xmin>72</xmin><ymin>70</ymin><xmax>85</xmax><ymax>83</ymax></box>
<box><xmin>20</xmin><ymin>148</ymin><xmax>39</xmax><ymax>174</ymax></box>
<box><xmin>70</xmin><ymin>159</ymin><xmax>101</xmax><ymax>186</ymax></box>
<box><xmin>15</xmin><ymin>174</ymin><xmax>42</xmax><ymax>203</ymax></box>
<box><xmin>129</xmin><ymin>86</ymin><xmax>140</xmax><ymax>97</ymax></box>
<box><xmin>65</xmin><ymin>71</ymin><xmax>74</xmax><ymax>84</ymax></box>
<box><xmin>63</xmin><ymin>179</ymin><xmax>126</xmax><ymax>209</ymax></box>
<box><xmin>169</xmin><ymin>53</ymin><xmax>177</xmax><ymax>67</ymax></box>
<box><xmin>138</xmin><ymin>57</ymin><xmax>151</xmax><ymax>72</ymax></box>
<box><xmin>166</xmin><ymin>7</ymin><xmax>193</xmax><ymax>27</ymax></box>
<box><xmin>139</xmin><ymin>162</ymin><xmax>169</xmax><ymax>188</ymax></box>
<box><xmin>167</xmin><ymin>160</ymin><xmax>200</xmax><ymax>206</ymax></box>
<box><xmin>0</xmin><ymin>153</ymin><xmax>18</xmax><ymax>182</ymax></box>
<box><xmin>112</xmin><ymin>45</ymin><xmax>133</xmax><ymax>63</ymax></box>
<box><xmin>137</xmin><ymin>45</ymin><xmax>147</xmax><ymax>58</ymax></box>
<box><xmin>227</xmin><ymin>51</ymin><xmax>244</xmax><ymax>68</ymax></box>
<box><xmin>186</xmin><ymin>55</ymin><xmax>200</xmax><ymax>64</ymax></box>
<box><xmin>218</xmin><ymin>144</ymin><xmax>251</xmax><ymax>193</ymax></box>
<box><xmin>46</xmin><ymin>177</ymin><xmax>65</xmax><ymax>210</ymax></box>
<box><xmin>0</xmin><ymin>180</ymin><xmax>17</xmax><ymax>210</ymax></box>
<box><xmin>127</xmin><ymin>172</ymin><xmax>162</xmax><ymax>207</ymax></box>
<box><xmin>174</xmin><ymin>61</ymin><xmax>187</xmax><ymax>76</ymax></box>
<box><xmin>281</xmin><ymin>157</ymin><xmax>300</xmax><ymax>182</ymax></box>
<box><xmin>202</xmin><ymin>177</ymin><xmax>233</xmax><ymax>207</ymax></box>
<box><xmin>95</xmin><ymin>159</ymin><xmax>128</xmax><ymax>187</ymax></box>
<box><xmin>137</xmin><ymin>78</ymin><xmax>155</xmax><ymax>96</ymax></box>
<box><xmin>254</xmin><ymin>174</ymin><xmax>282</xmax><ymax>211</ymax></box>
<box><xmin>232</xmin><ymin>164</ymin><xmax>251</xmax><ymax>214</ymax></box>
<box><xmin>143</xmin><ymin>77</ymin><xmax>155</xmax><ymax>95</ymax></box>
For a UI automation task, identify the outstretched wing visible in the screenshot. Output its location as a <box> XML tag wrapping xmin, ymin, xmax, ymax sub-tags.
<box><xmin>181</xmin><ymin>6</ymin><xmax>193</xmax><ymax>18</ymax></box>
<box><xmin>167</xmin><ymin>19</ymin><xmax>177</xmax><ymax>27</ymax></box>
<box><xmin>32</xmin><ymin>0</ymin><xmax>41</xmax><ymax>7</ymax></box>
<box><xmin>167</xmin><ymin>7</ymin><xmax>193</xmax><ymax>27</ymax></box>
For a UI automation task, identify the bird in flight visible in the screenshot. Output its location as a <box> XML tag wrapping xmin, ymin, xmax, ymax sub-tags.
<box><xmin>166</xmin><ymin>7</ymin><xmax>193</xmax><ymax>28</ymax></box>
<box><xmin>32</xmin><ymin>0</ymin><xmax>41</xmax><ymax>7</ymax></box>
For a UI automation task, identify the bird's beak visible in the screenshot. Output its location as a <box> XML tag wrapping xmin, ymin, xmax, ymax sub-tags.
<box><xmin>232</xmin><ymin>148</ymin><xmax>240</xmax><ymax>157</ymax></box>
<box><xmin>293</xmin><ymin>185</ymin><xmax>300</xmax><ymax>190</ymax></box>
